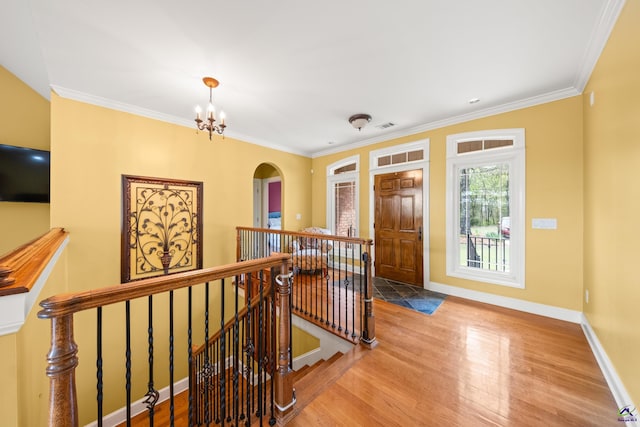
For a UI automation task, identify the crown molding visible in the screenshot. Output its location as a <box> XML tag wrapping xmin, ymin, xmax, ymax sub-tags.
<box><xmin>311</xmin><ymin>87</ymin><xmax>580</xmax><ymax>158</ymax></box>
<box><xmin>573</xmin><ymin>0</ymin><xmax>626</xmax><ymax>92</ymax></box>
<box><xmin>50</xmin><ymin>85</ymin><xmax>309</xmax><ymax>157</ymax></box>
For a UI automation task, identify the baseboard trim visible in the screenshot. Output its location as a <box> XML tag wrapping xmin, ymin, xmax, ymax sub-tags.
<box><xmin>427</xmin><ymin>281</ymin><xmax>582</xmax><ymax>323</ymax></box>
<box><xmin>581</xmin><ymin>314</ymin><xmax>639</xmax><ymax>426</ymax></box>
<box><xmin>427</xmin><ymin>281</ymin><xmax>637</xmax><ymax>424</ymax></box>
<box><xmin>292</xmin><ymin>348</ymin><xmax>322</xmax><ymax>371</ymax></box>
<box><xmin>84</xmin><ymin>377</ymin><xmax>189</xmax><ymax>427</ymax></box>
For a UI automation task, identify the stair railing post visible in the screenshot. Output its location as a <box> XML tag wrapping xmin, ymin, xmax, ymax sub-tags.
<box><xmin>44</xmin><ymin>313</ymin><xmax>79</xmax><ymax>427</ymax></box>
<box><xmin>361</xmin><ymin>240</ymin><xmax>378</xmax><ymax>348</ymax></box>
<box><xmin>274</xmin><ymin>259</ymin><xmax>295</xmax><ymax>415</ymax></box>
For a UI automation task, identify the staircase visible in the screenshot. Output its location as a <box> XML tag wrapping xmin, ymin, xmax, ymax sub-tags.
<box><xmin>280</xmin><ymin>343</ymin><xmax>370</xmax><ymax>424</ymax></box>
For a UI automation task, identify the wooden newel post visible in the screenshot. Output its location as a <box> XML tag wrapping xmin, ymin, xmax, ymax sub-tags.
<box><xmin>274</xmin><ymin>260</ymin><xmax>295</xmax><ymax>414</ymax></box>
<box><xmin>45</xmin><ymin>314</ymin><xmax>79</xmax><ymax>427</ymax></box>
<box><xmin>361</xmin><ymin>242</ymin><xmax>378</xmax><ymax>348</ymax></box>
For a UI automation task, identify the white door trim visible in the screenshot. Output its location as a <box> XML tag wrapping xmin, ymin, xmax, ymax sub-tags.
<box><xmin>368</xmin><ymin>139</ymin><xmax>430</xmax><ymax>288</ymax></box>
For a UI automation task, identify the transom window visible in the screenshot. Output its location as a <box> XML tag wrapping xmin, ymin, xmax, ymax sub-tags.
<box><xmin>446</xmin><ymin>129</ymin><xmax>525</xmax><ymax>288</ymax></box>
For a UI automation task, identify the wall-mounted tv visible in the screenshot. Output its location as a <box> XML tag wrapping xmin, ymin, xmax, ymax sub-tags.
<box><xmin>0</xmin><ymin>143</ymin><xmax>50</xmax><ymax>203</ymax></box>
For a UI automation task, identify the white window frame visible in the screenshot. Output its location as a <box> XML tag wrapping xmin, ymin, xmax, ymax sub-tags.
<box><xmin>445</xmin><ymin>129</ymin><xmax>525</xmax><ymax>288</ymax></box>
<box><xmin>326</xmin><ymin>155</ymin><xmax>360</xmax><ymax>237</ymax></box>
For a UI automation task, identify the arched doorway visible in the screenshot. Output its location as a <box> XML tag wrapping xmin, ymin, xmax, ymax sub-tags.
<box><xmin>253</xmin><ymin>163</ymin><xmax>282</xmax><ymax>229</ymax></box>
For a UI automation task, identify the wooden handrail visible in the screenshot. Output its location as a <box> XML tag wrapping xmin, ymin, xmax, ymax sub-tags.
<box><xmin>38</xmin><ymin>253</ymin><xmax>293</xmax><ymax>427</ymax></box>
<box><xmin>236</xmin><ymin>226</ymin><xmax>373</xmax><ymax>247</ymax></box>
<box><xmin>236</xmin><ymin>226</ymin><xmax>377</xmax><ymax>348</ymax></box>
<box><xmin>38</xmin><ymin>254</ymin><xmax>290</xmax><ymax>319</ymax></box>
<box><xmin>0</xmin><ymin>228</ymin><xmax>68</xmax><ymax>296</ymax></box>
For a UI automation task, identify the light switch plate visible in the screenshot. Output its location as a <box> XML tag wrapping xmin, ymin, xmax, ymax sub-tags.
<box><xmin>532</xmin><ymin>218</ymin><xmax>557</xmax><ymax>229</ymax></box>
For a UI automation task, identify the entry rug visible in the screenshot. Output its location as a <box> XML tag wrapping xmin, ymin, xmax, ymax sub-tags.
<box><xmin>373</xmin><ymin>277</ymin><xmax>446</xmax><ymax>315</ymax></box>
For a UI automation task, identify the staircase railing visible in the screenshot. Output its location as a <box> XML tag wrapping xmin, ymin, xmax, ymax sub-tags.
<box><xmin>38</xmin><ymin>254</ymin><xmax>294</xmax><ymax>427</ymax></box>
<box><xmin>236</xmin><ymin>227</ymin><xmax>377</xmax><ymax>347</ymax></box>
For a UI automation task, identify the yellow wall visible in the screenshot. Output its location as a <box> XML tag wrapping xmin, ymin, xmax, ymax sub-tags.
<box><xmin>0</xmin><ymin>66</ymin><xmax>50</xmax><ymax>255</ymax></box>
<box><xmin>48</xmin><ymin>94</ymin><xmax>312</xmax><ymax>424</ymax></box>
<box><xmin>4</xmin><ymin>1</ymin><xmax>639</xmax><ymax>419</ymax></box>
<box><xmin>583</xmin><ymin>0</ymin><xmax>640</xmax><ymax>405</ymax></box>
<box><xmin>0</xmin><ymin>334</ymin><xmax>19</xmax><ymax>426</ymax></box>
<box><xmin>313</xmin><ymin>96</ymin><xmax>584</xmax><ymax>310</ymax></box>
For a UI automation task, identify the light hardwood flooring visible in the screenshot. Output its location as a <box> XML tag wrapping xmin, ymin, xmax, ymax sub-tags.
<box><xmin>123</xmin><ymin>293</ymin><xmax>618</xmax><ymax>426</ymax></box>
<box><xmin>289</xmin><ymin>296</ymin><xmax>618</xmax><ymax>426</ymax></box>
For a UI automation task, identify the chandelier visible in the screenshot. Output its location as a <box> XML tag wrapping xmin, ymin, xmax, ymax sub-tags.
<box><xmin>195</xmin><ymin>77</ymin><xmax>226</xmax><ymax>140</ymax></box>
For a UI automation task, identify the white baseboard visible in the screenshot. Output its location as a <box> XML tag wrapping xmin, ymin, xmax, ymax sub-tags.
<box><xmin>292</xmin><ymin>348</ymin><xmax>322</xmax><ymax>371</ymax></box>
<box><xmin>84</xmin><ymin>377</ymin><xmax>189</xmax><ymax>427</ymax></box>
<box><xmin>427</xmin><ymin>281</ymin><xmax>582</xmax><ymax>323</ymax></box>
<box><xmin>581</xmin><ymin>314</ymin><xmax>639</xmax><ymax>426</ymax></box>
<box><xmin>427</xmin><ymin>280</ymin><xmax>637</xmax><ymax>425</ymax></box>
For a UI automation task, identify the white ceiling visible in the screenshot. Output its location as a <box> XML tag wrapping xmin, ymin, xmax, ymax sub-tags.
<box><xmin>1</xmin><ymin>0</ymin><xmax>624</xmax><ymax>157</ymax></box>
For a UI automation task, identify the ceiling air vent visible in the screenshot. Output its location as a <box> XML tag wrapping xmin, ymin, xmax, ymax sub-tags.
<box><xmin>376</xmin><ymin>122</ymin><xmax>395</xmax><ymax>130</ymax></box>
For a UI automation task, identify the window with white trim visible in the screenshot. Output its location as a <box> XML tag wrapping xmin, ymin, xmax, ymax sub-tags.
<box><xmin>446</xmin><ymin>129</ymin><xmax>525</xmax><ymax>288</ymax></box>
<box><xmin>327</xmin><ymin>156</ymin><xmax>359</xmax><ymax>237</ymax></box>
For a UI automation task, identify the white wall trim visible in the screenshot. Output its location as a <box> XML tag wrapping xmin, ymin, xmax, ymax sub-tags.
<box><xmin>427</xmin><ymin>281</ymin><xmax>582</xmax><ymax>323</ymax></box>
<box><xmin>84</xmin><ymin>377</ymin><xmax>190</xmax><ymax>427</ymax></box>
<box><xmin>369</xmin><ymin>139</ymin><xmax>430</xmax><ymax>285</ymax></box>
<box><xmin>50</xmin><ymin>85</ymin><xmax>309</xmax><ymax>157</ymax></box>
<box><xmin>581</xmin><ymin>314</ymin><xmax>639</xmax><ymax>426</ymax></box>
<box><xmin>292</xmin><ymin>348</ymin><xmax>322</xmax><ymax>371</ymax></box>
<box><xmin>313</xmin><ymin>88</ymin><xmax>578</xmax><ymax>158</ymax></box>
<box><xmin>0</xmin><ymin>234</ymin><xmax>69</xmax><ymax>336</ymax></box>
<box><xmin>573</xmin><ymin>0</ymin><xmax>626</xmax><ymax>92</ymax></box>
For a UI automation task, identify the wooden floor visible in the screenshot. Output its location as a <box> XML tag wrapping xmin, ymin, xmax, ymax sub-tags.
<box><xmin>289</xmin><ymin>296</ymin><xmax>618</xmax><ymax>427</ymax></box>
<box><xmin>124</xmin><ymin>293</ymin><xmax>618</xmax><ymax>426</ymax></box>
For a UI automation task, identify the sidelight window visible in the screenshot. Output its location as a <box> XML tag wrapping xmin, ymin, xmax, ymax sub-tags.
<box><xmin>446</xmin><ymin>129</ymin><xmax>525</xmax><ymax>288</ymax></box>
<box><xmin>327</xmin><ymin>155</ymin><xmax>359</xmax><ymax>237</ymax></box>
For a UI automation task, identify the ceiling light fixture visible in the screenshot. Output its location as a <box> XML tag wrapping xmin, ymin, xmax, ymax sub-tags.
<box><xmin>195</xmin><ymin>77</ymin><xmax>226</xmax><ymax>140</ymax></box>
<box><xmin>349</xmin><ymin>114</ymin><xmax>372</xmax><ymax>131</ymax></box>
<box><xmin>468</xmin><ymin>97</ymin><xmax>480</xmax><ymax>104</ymax></box>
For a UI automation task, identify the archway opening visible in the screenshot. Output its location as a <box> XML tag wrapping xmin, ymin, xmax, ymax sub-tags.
<box><xmin>253</xmin><ymin>163</ymin><xmax>282</xmax><ymax>229</ymax></box>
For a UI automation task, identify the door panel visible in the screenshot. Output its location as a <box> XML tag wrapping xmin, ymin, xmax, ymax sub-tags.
<box><xmin>374</xmin><ymin>170</ymin><xmax>423</xmax><ymax>286</ymax></box>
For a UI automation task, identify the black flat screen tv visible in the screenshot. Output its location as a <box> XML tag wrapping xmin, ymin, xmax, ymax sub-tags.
<box><xmin>0</xmin><ymin>143</ymin><xmax>50</xmax><ymax>203</ymax></box>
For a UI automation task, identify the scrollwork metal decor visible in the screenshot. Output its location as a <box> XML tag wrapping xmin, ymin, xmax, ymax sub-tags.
<box><xmin>121</xmin><ymin>175</ymin><xmax>203</xmax><ymax>282</ymax></box>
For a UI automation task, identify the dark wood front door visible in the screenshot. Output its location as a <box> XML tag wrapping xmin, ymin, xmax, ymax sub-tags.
<box><xmin>374</xmin><ymin>169</ymin><xmax>423</xmax><ymax>286</ymax></box>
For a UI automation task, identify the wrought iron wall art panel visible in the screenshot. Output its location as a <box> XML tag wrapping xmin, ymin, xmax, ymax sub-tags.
<box><xmin>121</xmin><ymin>175</ymin><xmax>203</xmax><ymax>282</ymax></box>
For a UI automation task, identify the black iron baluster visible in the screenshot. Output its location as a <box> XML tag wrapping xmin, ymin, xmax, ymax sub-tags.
<box><xmin>145</xmin><ymin>295</ymin><xmax>159</xmax><ymax>426</ymax></box>
<box><xmin>213</xmin><ymin>324</ymin><xmax>219</xmax><ymax>425</ymax></box>
<box><xmin>325</xmin><ymin>243</ymin><xmax>332</xmax><ymax>326</ymax></box>
<box><xmin>188</xmin><ymin>286</ymin><xmax>193</xmax><ymax>427</ymax></box>
<box><xmin>233</xmin><ymin>275</ymin><xmax>240</xmax><ymax>426</ymax></box>
<box><xmin>169</xmin><ymin>290</ymin><xmax>175</xmax><ymax>426</ymax></box>
<box><xmin>331</xmin><ymin>256</ymin><xmax>336</xmax><ymax>329</ymax></box>
<box><xmin>96</xmin><ymin>307</ymin><xmax>103</xmax><ymax>427</ymax></box>
<box><xmin>245</xmin><ymin>272</ymin><xmax>254</xmax><ymax>425</ymax></box>
<box><xmin>225</xmin><ymin>328</ymin><xmax>231</xmax><ymax>424</ymax></box>
<box><xmin>125</xmin><ymin>301</ymin><xmax>132</xmax><ymax>426</ymax></box>
<box><xmin>239</xmin><ymin>316</ymin><xmax>246</xmax><ymax>422</ymax></box>
<box><xmin>256</xmin><ymin>271</ymin><xmax>264</xmax><ymax>421</ymax></box>
<box><xmin>220</xmin><ymin>278</ymin><xmax>226</xmax><ymax>426</ymax></box>
<box><xmin>337</xmin><ymin>250</ymin><xmax>343</xmax><ymax>332</ymax></box>
<box><xmin>203</xmin><ymin>282</ymin><xmax>211</xmax><ymax>425</ymax></box>
<box><xmin>359</xmin><ymin>249</ymin><xmax>365</xmax><ymax>341</ymax></box>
